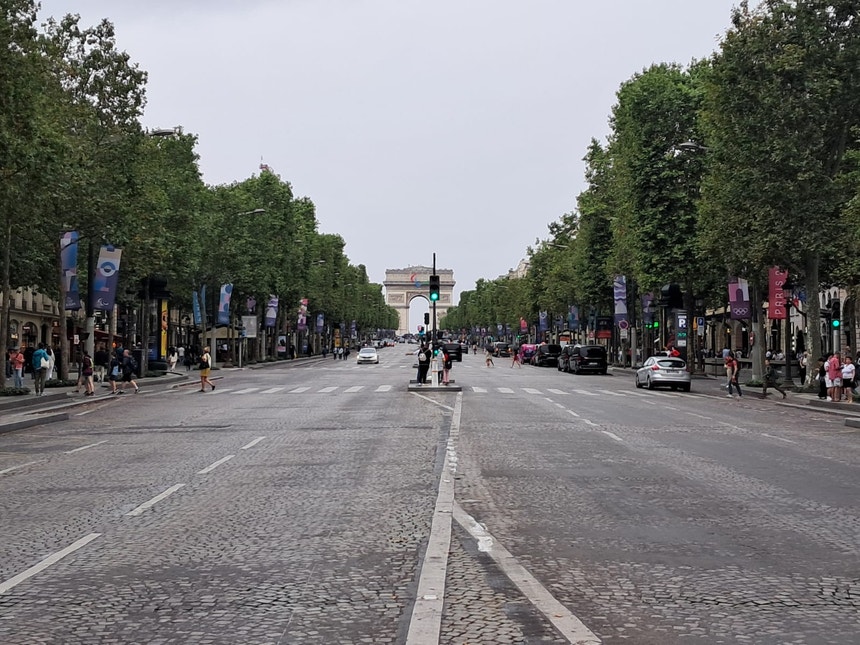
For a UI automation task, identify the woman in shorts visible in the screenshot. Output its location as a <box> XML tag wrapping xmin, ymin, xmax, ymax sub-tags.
<box><xmin>199</xmin><ymin>346</ymin><xmax>215</xmax><ymax>392</ymax></box>
<box><xmin>841</xmin><ymin>355</ymin><xmax>855</xmax><ymax>403</ymax></box>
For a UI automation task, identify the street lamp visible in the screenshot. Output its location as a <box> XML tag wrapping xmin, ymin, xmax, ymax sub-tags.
<box><xmin>782</xmin><ymin>277</ymin><xmax>795</xmax><ymax>385</ymax></box>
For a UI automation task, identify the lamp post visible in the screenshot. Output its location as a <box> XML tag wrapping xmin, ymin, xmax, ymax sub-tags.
<box><xmin>782</xmin><ymin>277</ymin><xmax>795</xmax><ymax>385</ymax></box>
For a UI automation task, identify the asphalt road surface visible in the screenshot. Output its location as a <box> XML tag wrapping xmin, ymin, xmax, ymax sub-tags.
<box><xmin>1</xmin><ymin>346</ymin><xmax>858</xmax><ymax>644</ymax></box>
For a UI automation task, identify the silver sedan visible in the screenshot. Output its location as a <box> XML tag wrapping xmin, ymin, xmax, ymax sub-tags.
<box><xmin>635</xmin><ymin>356</ymin><xmax>691</xmax><ymax>391</ymax></box>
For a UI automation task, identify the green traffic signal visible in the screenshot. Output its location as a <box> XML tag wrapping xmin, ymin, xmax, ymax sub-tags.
<box><xmin>653</xmin><ymin>320</ymin><xmax>660</xmax><ymax>329</ymax></box>
<box><xmin>833</xmin><ymin>319</ymin><xmax>841</xmax><ymax>328</ymax></box>
<box><xmin>429</xmin><ymin>274</ymin><xmax>440</xmax><ymax>301</ymax></box>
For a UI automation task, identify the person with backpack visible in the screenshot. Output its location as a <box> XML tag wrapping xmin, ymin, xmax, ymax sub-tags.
<box><xmin>117</xmin><ymin>349</ymin><xmax>140</xmax><ymax>394</ymax></box>
<box><xmin>31</xmin><ymin>343</ymin><xmax>50</xmax><ymax>396</ymax></box>
<box><xmin>81</xmin><ymin>349</ymin><xmax>95</xmax><ymax>396</ymax></box>
<box><xmin>416</xmin><ymin>343</ymin><xmax>431</xmax><ymax>385</ymax></box>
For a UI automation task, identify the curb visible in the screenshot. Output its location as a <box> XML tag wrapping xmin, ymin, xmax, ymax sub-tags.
<box><xmin>0</xmin><ymin>412</ymin><xmax>69</xmax><ymax>435</ymax></box>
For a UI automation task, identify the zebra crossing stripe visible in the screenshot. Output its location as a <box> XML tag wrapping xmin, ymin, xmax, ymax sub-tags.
<box><xmin>261</xmin><ymin>387</ymin><xmax>284</xmax><ymax>394</ymax></box>
<box><xmin>345</xmin><ymin>386</ymin><xmax>364</xmax><ymax>393</ymax></box>
<box><xmin>497</xmin><ymin>387</ymin><xmax>514</xmax><ymax>394</ymax></box>
<box><xmin>548</xmin><ymin>389</ymin><xmax>567</xmax><ymax>395</ymax></box>
<box><xmin>375</xmin><ymin>385</ymin><xmax>392</xmax><ymax>392</ymax></box>
<box><xmin>234</xmin><ymin>388</ymin><xmax>260</xmax><ymax>394</ymax></box>
<box><xmin>597</xmin><ymin>389</ymin><xmax>626</xmax><ymax>397</ymax></box>
<box><xmin>472</xmin><ymin>386</ymin><xmax>487</xmax><ymax>393</ymax></box>
<box><xmin>318</xmin><ymin>386</ymin><xmax>338</xmax><ymax>393</ymax></box>
<box><xmin>523</xmin><ymin>388</ymin><xmax>542</xmax><ymax>394</ymax></box>
<box><xmin>572</xmin><ymin>389</ymin><xmax>599</xmax><ymax>396</ymax></box>
<box><xmin>289</xmin><ymin>386</ymin><xmax>310</xmax><ymax>393</ymax></box>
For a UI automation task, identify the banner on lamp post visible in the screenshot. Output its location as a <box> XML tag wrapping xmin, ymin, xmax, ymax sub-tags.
<box><xmin>568</xmin><ymin>305</ymin><xmax>579</xmax><ymax>330</ymax></box>
<box><xmin>265</xmin><ymin>296</ymin><xmax>278</xmax><ymax>328</ymax></box>
<box><xmin>728</xmin><ymin>277</ymin><xmax>751</xmax><ymax>320</ymax></box>
<box><xmin>217</xmin><ymin>284</ymin><xmax>233</xmax><ymax>325</ymax></box>
<box><xmin>316</xmin><ymin>313</ymin><xmax>324</xmax><ymax>333</ymax></box>
<box><xmin>91</xmin><ymin>246</ymin><xmax>122</xmax><ymax>312</ymax></box>
<box><xmin>613</xmin><ymin>275</ymin><xmax>628</xmax><ymax>327</ymax></box>
<box><xmin>60</xmin><ymin>231</ymin><xmax>81</xmax><ymax>310</ymax></box>
<box><xmin>297</xmin><ymin>298</ymin><xmax>308</xmax><ymax>332</ymax></box>
<box><xmin>192</xmin><ymin>291</ymin><xmax>202</xmax><ymax>326</ymax></box>
<box><xmin>768</xmin><ymin>267</ymin><xmax>788</xmax><ymax>320</ymax></box>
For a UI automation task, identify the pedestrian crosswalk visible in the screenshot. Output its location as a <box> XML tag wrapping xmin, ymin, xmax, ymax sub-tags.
<box><xmin>175</xmin><ymin>383</ymin><xmax>702</xmax><ymax>399</ymax></box>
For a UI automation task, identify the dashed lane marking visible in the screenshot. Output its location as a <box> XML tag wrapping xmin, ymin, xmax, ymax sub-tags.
<box><xmin>345</xmin><ymin>386</ymin><xmax>364</xmax><ymax>393</ymax></box>
<box><xmin>318</xmin><ymin>386</ymin><xmax>338</xmax><ymax>393</ymax></box>
<box><xmin>197</xmin><ymin>455</ymin><xmax>235</xmax><ymax>474</ymax></box>
<box><xmin>65</xmin><ymin>440</ymin><xmax>108</xmax><ymax>454</ymax></box>
<box><xmin>289</xmin><ymin>386</ymin><xmax>310</xmax><ymax>393</ymax></box>
<box><xmin>125</xmin><ymin>484</ymin><xmax>185</xmax><ymax>516</ymax></box>
<box><xmin>602</xmin><ymin>430</ymin><xmax>624</xmax><ymax>442</ymax></box>
<box><xmin>0</xmin><ymin>533</ymin><xmax>101</xmax><ymax>595</ymax></box>
<box><xmin>241</xmin><ymin>437</ymin><xmax>266</xmax><ymax>450</ymax></box>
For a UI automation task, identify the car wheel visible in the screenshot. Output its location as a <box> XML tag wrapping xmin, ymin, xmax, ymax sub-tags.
<box><xmin>635</xmin><ymin>374</ymin><xmax>643</xmax><ymax>388</ymax></box>
<box><xmin>681</xmin><ymin>384</ymin><xmax>691</xmax><ymax>392</ymax></box>
<box><xmin>647</xmin><ymin>376</ymin><xmax>655</xmax><ymax>390</ymax></box>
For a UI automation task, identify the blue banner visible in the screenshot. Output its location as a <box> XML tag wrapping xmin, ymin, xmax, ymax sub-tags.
<box><xmin>613</xmin><ymin>275</ymin><xmax>628</xmax><ymax>327</ymax></box>
<box><xmin>192</xmin><ymin>291</ymin><xmax>202</xmax><ymax>326</ymax></box>
<box><xmin>217</xmin><ymin>284</ymin><xmax>233</xmax><ymax>325</ymax></box>
<box><xmin>91</xmin><ymin>246</ymin><xmax>122</xmax><ymax>311</ymax></box>
<box><xmin>60</xmin><ymin>231</ymin><xmax>80</xmax><ymax>310</ymax></box>
<box><xmin>316</xmin><ymin>313</ymin><xmax>324</xmax><ymax>333</ymax></box>
<box><xmin>568</xmin><ymin>305</ymin><xmax>579</xmax><ymax>330</ymax></box>
<box><xmin>538</xmin><ymin>311</ymin><xmax>548</xmax><ymax>333</ymax></box>
<box><xmin>200</xmin><ymin>285</ymin><xmax>207</xmax><ymax>326</ymax></box>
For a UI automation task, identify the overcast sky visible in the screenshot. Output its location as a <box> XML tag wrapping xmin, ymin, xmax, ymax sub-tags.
<box><xmin>39</xmin><ymin>0</ymin><xmax>745</xmax><ymax>304</ymax></box>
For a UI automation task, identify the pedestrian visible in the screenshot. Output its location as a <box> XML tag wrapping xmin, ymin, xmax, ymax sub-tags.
<box><xmin>184</xmin><ymin>347</ymin><xmax>194</xmax><ymax>371</ymax></box>
<box><xmin>816</xmin><ymin>357</ymin><xmax>827</xmax><ymax>400</ymax></box>
<box><xmin>81</xmin><ymin>349</ymin><xmax>95</xmax><ymax>396</ymax></box>
<box><xmin>726</xmin><ymin>351</ymin><xmax>743</xmax><ymax>399</ymax></box>
<box><xmin>485</xmin><ymin>346</ymin><xmax>494</xmax><ymax>367</ymax></box>
<box><xmin>841</xmin><ymin>355</ymin><xmax>855</xmax><ymax>404</ymax></box>
<box><xmin>723</xmin><ymin>352</ymin><xmax>734</xmax><ymax>395</ymax></box>
<box><xmin>94</xmin><ymin>345</ymin><xmax>109</xmax><ymax>384</ymax></box>
<box><xmin>416</xmin><ymin>343</ymin><xmax>431</xmax><ymax>385</ymax></box>
<box><xmin>511</xmin><ymin>346</ymin><xmax>521</xmax><ymax>368</ymax></box>
<box><xmin>167</xmin><ymin>346</ymin><xmax>178</xmax><ymax>372</ymax></box>
<box><xmin>344</xmin><ymin>346</ymin><xmax>350</xmax><ymax>361</ymax></box>
<box><xmin>8</xmin><ymin>347</ymin><xmax>25</xmax><ymax>389</ymax></box>
<box><xmin>198</xmin><ymin>345</ymin><xmax>215</xmax><ymax>392</ymax></box>
<box><xmin>108</xmin><ymin>353</ymin><xmax>121</xmax><ymax>394</ymax></box>
<box><xmin>761</xmin><ymin>359</ymin><xmax>786</xmax><ymax>399</ymax></box>
<box><xmin>826</xmin><ymin>352</ymin><xmax>842</xmax><ymax>402</ymax></box>
<box><xmin>798</xmin><ymin>351</ymin><xmax>809</xmax><ymax>385</ymax></box>
<box><xmin>442</xmin><ymin>346</ymin><xmax>453</xmax><ymax>385</ymax></box>
<box><xmin>32</xmin><ymin>343</ymin><xmax>50</xmax><ymax>396</ymax></box>
<box><xmin>117</xmin><ymin>349</ymin><xmax>140</xmax><ymax>394</ymax></box>
<box><xmin>46</xmin><ymin>345</ymin><xmax>56</xmax><ymax>381</ymax></box>
<box><xmin>177</xmin><ymin>345</ymin><xmax>185</xmax><ymax>368</ymax></box>
<box><xmin>322</xmin><ymin>345</ymin><xmax>327</xmax><ymax>359</ymax></box>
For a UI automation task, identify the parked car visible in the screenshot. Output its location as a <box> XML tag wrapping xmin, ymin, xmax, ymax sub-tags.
<box><xmin>635</xmin><ymin>356</ymin><xmax>691</xmax><ymax>391</ymax></box>
<box><xmin>565</xmin><ymin>344</ymin><xmax>608</xmax><ymax>374</ymax></box>
<box><xmin>443</xmin><ymin>342</ymin><xmax>463</xmax><ymax>362</ymax></box>
<box><xmin>357</xmin><ymin>347</ymin><xmax>379</xmax><ymax>364</ymax></box>
<box><xmin>531</xmin><ymin>343</ymin><xmax>562</xmax><ymax>367</ymax></box>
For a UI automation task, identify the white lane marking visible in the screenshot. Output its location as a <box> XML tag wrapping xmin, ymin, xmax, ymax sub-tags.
<box><xmin>233</xmin><ymin>388</ymin><xmax>260</xmax><ymax>395</ymax></box>
<box><xmin>472</xmin><ymin>386</ymin><xmax>487</xmax><ymax>393</ymax></box>
<box><xmin>686</xmin><ymin>412</ymin><xmax>713</xmax><ymax>420</ymax></box>
<box><xmin>376</xmin><ymin>385</ymin><xmax>392</xmax><ymax>392</ymax></box>
<box><xmin>65</xmin><ymin>440</ymin><xmax>108</xmax><ymax>454</ymax></box>
<box><xmin>497</xmin><ymin>387</ymin><xmax>514</xmax><ymax>394</ymax></box>
<box><xmin>125</xmin><ymin>484</ymin><xmax>185</xmax><ymax>516</ymax></box>
<box><xmin>627</xmin><ymin>391</ymin><xmax>651</xmax><ymax>397</ymax></box>
<box><xmin>406</xmin><ymin>393</ymin><xmax>462</xmax><ymax>644</ymax></box>
<box><xmin>453</xmin><ymin>504</ymin><xmax>600</xmax><ymax>645</ymax></box>
<box><xmin>197</xmin><ymin>455</ymin><xmax>235</xmax><ymax>474</ymax></box>
<box><xmin>597</xmin><ymin>389</ymin><xmax>626</xmax><ymax>397</ymax></box>
<box><xmin>548</xmin><ymin>389</ymin><xmax>567</xmax><ymax>395</ymax></box>
<box><xmin>318</xmin><ymin>386</ymin><xmax>338</xmax><ymax>393</ymax></box>
<box><xmin>0</xmin><ymin>533</ymin><xmax>101</xmax><ymax>595</ymax></box>
<box><xmin>523</xmin><ymin>388</ymin><xmax>542</xmax><ymax>395</ymax></box>
<box><xmin>555</xmin><ymin>403</ymin><xmax>566</xmax><ymax>409</ymax></box>
<box><xmin>567</xmin><ymin>410</ymin><xmax>580</xmax><ymax>418</ymax></box>
<box><xmin>241</xmin><ymin>437</ymin><xmax>266</xmax><ymax>450</ymax></box>
<box><xmin>261</xmin><ymin>387</ymin><xmax>285</xmax><ymax>394</ymax></box>
<box><xmin>761</xmin><ymin>433</ymin><xmax>797</xmax><ymax>444</ymax></box>
<box><xmin>664</xmin><ymin>405</ymin><xmax>679</xmax><ymax>411</ymax></box>
<box><xmin>572</xmin><ymin>389</ymin><xmax>599</xmax><ymax>396</ymax></box>
<box><xmin>0</xmin><ymin>461</ymin><xmax>41</xmax><ymax>475</ymax></box>
<box><xmin>602</xmin><ymin>430</ymin><xmax>623</xmax><ymax>442</ymax></box>
<box><xmin>208</xmin><ymin>388</ymin><xmax>233</xmax><ymax>395</ymax></box>
<box><xmin>645</xmin><ymin>390</ymin><xmax>674</xmax><ymax>398</ymax></box>
<box><xmin>345</xmin><ymin>386</ymin><xmax>364</xmax><ymax>393</ymax></box>
<box><xmin>75</xmin><ymin>409</ymin><xmax>95</xmax><ymax>416</ymax></box>
<box><xmin>289</xmin><ymin>387</ymin><xmax>310</xmax><ymax>393</ymax></box>
<box><xmin>583</xmin><ymin>419</ymin><xmax>598</xmax><ymax>427</ymax></box>
<box><xmin>410</xmin><ymin>392</ymin><xmax>455</xmax><ymax>411</ymax></box>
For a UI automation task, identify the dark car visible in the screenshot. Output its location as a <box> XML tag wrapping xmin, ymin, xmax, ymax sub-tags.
<box><xmin>565</xmin><ymin>344</ymin><xmax>608</xmax><ymax>374</ymax></box>
<box><xmin>531</xmin><ymin>343</ymin><xmax>562</xmax><ymax>367</ymax></box>
<box><xmin>443</xmin><ymin>342</ymin><xmax>463</xmax><ymax>362</ymax></box>
<box><xmin>492</xmin><ymin>342</ymin><xmax>511</xmax><ymax>357</ymax></box>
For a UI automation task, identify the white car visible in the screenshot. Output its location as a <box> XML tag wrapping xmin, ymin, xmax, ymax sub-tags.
<box><xmin>357</xmin><ymin>347</ymin><xmax>379</xmax><ymax>364</ymax></box>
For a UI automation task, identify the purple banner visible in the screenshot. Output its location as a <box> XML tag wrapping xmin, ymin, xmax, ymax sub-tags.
<box><xmin>265</xmin><ymin>295</ymin><xmax>278</xmax><ymax>328</ymax></box>
<box><xmin>297</xmin><ymin>298</ymin><xmax>308</xmax><ymax>332</ymax></box>
<box><xmin>217</xmin><ymin>284</ymin><xmax>233</xmax><ymax>325</ymax></box>
<box><xmin>538</xmin><ymin>312</ymin><xmax>548</xmax><ymax>333</ymax></box>
<box><xmin>728</xmin><ymin>277</ymin><xmax>751</xmax><ymax>320</ymax></box>
<box><xmin>246</xmin><ymin>297</ymin><xmax>256</xmax><ymax>313</ymax></box>
<box><xmin>316</xmin><ymin>313</ymin><xmax>324</xmax><ymax>333</ymax></box>
<box><xmin>60</xmin><ymin>231</ymin><xmax>80</xmax><ymax>310</ymax></box>
<box><xmin>91</xmin><ymin>246</ymin><xmax>122</xmax><ymax>311</ymax></box>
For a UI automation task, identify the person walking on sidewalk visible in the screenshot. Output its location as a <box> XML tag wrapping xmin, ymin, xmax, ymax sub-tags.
<box><xmin>761</xmin><ymin>359</ymin><xmax>787</xmax><ymax>399</ymax></box>
<box><xmin>198</xmin><ymin>346</ymin><xmax>215</xmax><ymax>392</ymax></box>
<box><xmin>9</xmin><ymin>347</ymin><xmax>24</xmax><ymax>389</ymax></box>
<box><xmin>726</xmin><ymin>351</ymin><xmax>743</xmax><ymax>399</ymax></box>
<box><xmin>108</xmin><ymin>353</ymin><xmax>121</xmax><ymax>394</ymax></box>
<box><xmin>81</xmin><ymin>349</ymin><xmax>95</xmax><ymax>396</ymax></box>
<box><xmin>841</xmin><ymin>355</ymin><xmax>855</xmax><ymax>404</ymax></box>
<box><xmin>94</xmin><ymin>346</ymin><xmax>109</xmax><ymax>384</ymax></box>
<box><xmin>117</xmin><ymin>349</ymin><xmax>140</xmax><ymax>394</ymax></box>
<box><xmin>32</xmin><ymin>343</ymin><xmax>50</xmax><ymax>396</ymax></box>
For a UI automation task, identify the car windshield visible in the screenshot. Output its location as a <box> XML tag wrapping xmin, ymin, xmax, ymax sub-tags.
<box><xmin>656</xmin><ymin>358</ymin><xmax>685</xmax><ymax>368</ymax></box>
<box><xmin>583</xmin><ymin>347</ymin><xmax>605</xmax><ymax>357</ymax></box>
<box><xmin>543</xmin><ymin>345</ymin><xmax>561</xmax><ymax>353</ymax></box>
<box><xmin>359</xmin><ymin>348</ymin><xmax>376</xmax><ymax>355</ymax></box>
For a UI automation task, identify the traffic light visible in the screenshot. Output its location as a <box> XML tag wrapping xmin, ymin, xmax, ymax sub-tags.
<box><xmin>832</xmin><ymin>301</ymin><xmax>841</xmax><ymax>328</ymax></box>
<box><xmin>429</xmin><ymin>274</ymin><xmax>440</xmax><ymax>302</ymax></box>
<box><xmin>424</xmin><ymin>312</ymin><xmax>430</xmax><ymax>325</ymax></box>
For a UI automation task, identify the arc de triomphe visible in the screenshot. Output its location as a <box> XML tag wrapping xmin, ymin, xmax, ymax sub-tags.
<box><xmin>384</xmin><ymin>266</ymin><xmax>455</xmax><ymax>336</ymax></box>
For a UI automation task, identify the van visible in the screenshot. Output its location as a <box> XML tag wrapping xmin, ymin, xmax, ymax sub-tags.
<box><xmin>565</xmin><ymin>344</ymin><xmax>608</xmax><ymax>374</ymax></box>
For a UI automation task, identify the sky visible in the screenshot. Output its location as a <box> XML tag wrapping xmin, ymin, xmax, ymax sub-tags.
<box><xmin>38</xmin><ymin>0</ymin><xmax>746</xmax><ymax>305</ymax></box>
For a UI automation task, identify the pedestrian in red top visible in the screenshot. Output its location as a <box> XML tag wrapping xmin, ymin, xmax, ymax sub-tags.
<box><xmin>826</xmin><ymin>352</ymin><xmax>842</xmax><ymax>402</ymax></box>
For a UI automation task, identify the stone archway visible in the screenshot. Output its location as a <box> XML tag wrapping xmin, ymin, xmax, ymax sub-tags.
<box><xmin>384</xmin><ymin>266</ymin><xmax>455</xmax><ymax>336</ymax></box>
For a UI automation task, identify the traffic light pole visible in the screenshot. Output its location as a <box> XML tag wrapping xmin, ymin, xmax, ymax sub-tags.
<box><xmin>431</xmin><ymin>254</ymin><xmax>439</xmax><ymax>386</ymax></box>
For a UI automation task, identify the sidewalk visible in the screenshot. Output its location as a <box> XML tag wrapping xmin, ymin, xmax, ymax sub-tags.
<box><xmin>0</xmin><ymin>355</ymin><xmax>326</xmax><ymax>435</ymax></box>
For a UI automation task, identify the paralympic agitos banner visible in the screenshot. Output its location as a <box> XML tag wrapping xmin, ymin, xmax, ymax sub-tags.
<box><xmin>91</xmin><ymin>245</ymin><xmax>122</xmax><ymax>312</ymax></box>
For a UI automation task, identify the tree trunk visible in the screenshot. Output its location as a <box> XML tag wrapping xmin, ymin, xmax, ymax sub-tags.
<box><xmin>0</xmin><ymin>214</ymin><xmax>11</xmax><ymax>388</ymax></box>
<box><xmin>749</xmin><ymin>281</ymin><xmax>764</xmax><ymax>382</ymax></box>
